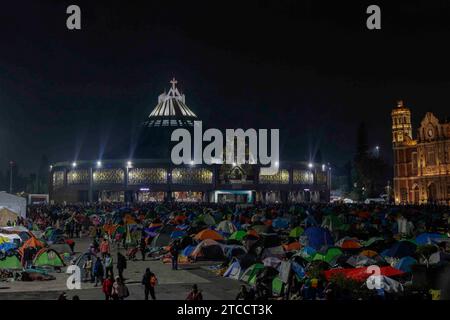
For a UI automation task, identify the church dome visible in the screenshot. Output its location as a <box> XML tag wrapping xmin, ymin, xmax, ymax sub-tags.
<box><xmin>143</xmin><ymin>78</ymin><xmax>197</xmax><ymax>127</ymax></box>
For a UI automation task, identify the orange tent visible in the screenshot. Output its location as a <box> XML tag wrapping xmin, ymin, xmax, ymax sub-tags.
<box><xmin>283</xmin><ymin>241</ymin><xmax>301</xmax><ymax>252</ymax></box>
<box><xmin>194</xmin><ymin>229</ymin><xmax>224</xmax><ymax>241</ymax></box>
<box><xmin>246</xmin><ymin>229</ymin><xmax>259</xmax><ymax>238</ymax></box>
<box><xmin>360</xmin><ymin>249</ymin><xmax>378</xmax><ymax>258</ymax></box>
<box><xmin>19</xmin><ymin>237</ymin><xmax>44</xmax><ymax>256</ymax></box>
<box><xmin>339</xmin><ymin>239</ymin><xmax>362</xmax><ymax>249</ymax></box>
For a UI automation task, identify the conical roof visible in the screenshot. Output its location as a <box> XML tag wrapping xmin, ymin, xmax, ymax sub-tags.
<box><xmin>143</xmin><ymin>78</ymin><xmax>197</xmax><ymax>127</ymax></box>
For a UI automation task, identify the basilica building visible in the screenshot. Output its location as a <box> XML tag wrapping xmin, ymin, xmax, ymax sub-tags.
<box><xmin>392</xmin><ymin>100</ymin><xmax>450</xmax><ymax>205</ymax></box>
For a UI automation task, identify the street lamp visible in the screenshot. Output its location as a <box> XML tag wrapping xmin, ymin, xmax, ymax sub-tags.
<box><xmin>72</xmin><ymin>162</ymin><xmax>77</xmax><ymax>168</ymax></box>
<box><xmin>97</xmin><ymin>160</ymin><xmax>102</xmax><ymax>167</ymax></box>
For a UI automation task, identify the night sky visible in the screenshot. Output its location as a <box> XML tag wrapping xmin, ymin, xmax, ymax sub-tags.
<box><xmin>1</xmin><ymin>0</ymin><xmax>450</xmax><ymax>174</ymax></box>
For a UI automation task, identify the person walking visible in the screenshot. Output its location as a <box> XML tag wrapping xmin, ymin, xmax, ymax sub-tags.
<box><xmin>170</xmin><ymin>240</ymin><xmax>179</xmax><ymax>270</ymax></box>
<box><xmin>104</xmin><ymin>253</ymin><xmax>114</xmax><ymax>278</ymax></box>
<box><xmin>117</xmin><ymin>252</ymin><xmax>127</xmax><ymax>281</ymax></box>
<box><xmin>112</xmin><ymin>276</ymin><xmax>129</xmax><ymax>300</ymax></box>
<box><xmin>102</xmin><ymin>275</ymin><xmax>114</xmax><ymax>300</ymax></box>
<box><xmin>82</xmin><ymin>255</ymin><xmax>93</xmax><ymax>282</ymax></box>
<box><xmin>139</xmin><ymin>237</ymin><xmax>147</xmax><ymax>261</ymax></box>
<box><xmin>141</xmin><ymin>268</ymin><xmax>157</xmax><ymax>300</ymax></box>
<box><xmin>93</xmin><ymin>257</ymin><xmax>104</xmax><ymax>287</ymax></box>
<box><xmin>100</xmin><ymin>238</ymin><xmax>110</xmax><ymax>259</ymax></box>
<box><xmin>186</xmin><ymin>284</ymin><xmax>203</xmax><ymax>300</ymax></box>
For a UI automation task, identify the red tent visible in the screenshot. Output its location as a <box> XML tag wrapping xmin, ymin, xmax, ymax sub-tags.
<box><xmin>324</xmin><ymin>266</ymin><xmax>404</xmax><ymax>282</ymax></box>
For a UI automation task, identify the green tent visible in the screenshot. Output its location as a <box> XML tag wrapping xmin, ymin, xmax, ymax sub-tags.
<box><xmin>312</xmin><ymin>247</ymin><xmax>343</xmax><ymax>264</ymax></box>
<box><xmin>0</xmin><ymin>254</ymin><xmax>22</xmax><ymax>270</ymax></box>
<box><xmin>33</xmin><ymin>249</ymin><xmax>65</xmax><ymax>267</ymax></box>
<box><xmin>229</xmin><ymin>230</ymin><xmax>247</xmax><ymax>241</ymax></box>
<box><xmin>289</xmin><ymin>226</ymin><xmax>304</xmax><ymax>238</ymax></box>
<box><xmin>363</xmin><ymin>237</ymin><xmax>384</xmax><ymax>247</ymax></box>
<box><xmin>240</xmin><ymin>263</ymin><xmax>264</xmax><ymax>284</ymax></box>
<box><xmin>272</xmin><ymin>276</ymin><xmax>284</xmax><ymax>296</ymax></box>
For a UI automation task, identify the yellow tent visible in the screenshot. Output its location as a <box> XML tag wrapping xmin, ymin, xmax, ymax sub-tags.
<box><xmin>0</xmin><ymin>208</ymin><xmax>19</xmax><ymax>227</ymax></box>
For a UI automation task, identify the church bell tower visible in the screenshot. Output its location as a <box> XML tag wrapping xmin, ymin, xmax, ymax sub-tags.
<box><xmin>391</xmin><ymin>100</ymin><xmax>413</xmax><ymax>146</ymax></box>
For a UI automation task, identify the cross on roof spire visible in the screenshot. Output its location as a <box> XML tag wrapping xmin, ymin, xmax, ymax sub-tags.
<box><xmin>170</xmin><ymin>77</ymin><xmax>178</xmax><ymax>90</ymax></box>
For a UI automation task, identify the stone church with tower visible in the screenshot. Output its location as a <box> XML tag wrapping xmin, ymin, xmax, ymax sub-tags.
<box><xmin>392</xmin><ymin>100</ymin><xmax>450</xmax><ymax>204</ymax></box>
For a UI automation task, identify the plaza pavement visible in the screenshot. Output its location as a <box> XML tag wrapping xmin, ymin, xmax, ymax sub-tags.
<box><xmin>0</xmin><ymin>237</ymin><xmax>241</xmax><ymax>300</ymax></box>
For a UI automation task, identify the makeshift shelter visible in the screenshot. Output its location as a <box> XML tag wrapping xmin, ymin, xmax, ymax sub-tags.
<box><xmin>360</xmin><ymin>250</ymin><xmax>379</xmax><ymax>258</ymax></box>
<box><xmin>170</xmin><ymin>230</ymin><xmax>186</xmax><ymax>239</ymax></box>
<box><xmin>181</xmin><ymin>245</ymin><xmax>196</xmax><ymax>257</ymax></box>
<box><xmin>0</xmin><ymin>192</ymin><xmax>27</xmax><ymax>218</ymax></box>
<box><xmin>312</xmin><ymin>247</ymin><xmax>343</xmax><ymax>264</ymax></box>
<box><xmin>33</xmin><ymin>248</ymin><xmax>65</xmax><ymax>267</ymax></box>
<box><xmin>223</xmin><ymin>245</ymin><xmax>246</xmax><ymax>259</ymax></box>
<box><xmin>261</xmin><ymin>245</ymin><xmax>285</xmax><ymax>260</ymax></box>
<box><xmin>0</xmin><ymin>253</ymin><xmax>22</xmax><ymax>270</ymax></box>
<box><xmin>190</xmin><ymin>239</ymin><xmax>225</xmax><ymax>260</ymax></box>
<box><xmin>272</xmin><ymin>218</ymin><xmax>289</xmax><ymax>229</ymax></box>
<box><xmin>194</xmin><ymin>229</ymin><xmax>224</xmax><ymax>241</ymax></box>
<box><xmin>150</xmin><ymin>232</ymin><xmax>171</xmax><ymax>248</ymax></box>
<box><xmin>0</xmin><ymin>207</ymin><xmax>19</xmax><ymax>226</ymax></box>
<box><xmin>223</xmin><ymin>260</ymin><xmax>243</xmax><ymax>280</ymax></box>
<box><xmin>283</xmin><ymin>241</ymin><xmax>301</xmax><ymax>252</ymax></box>
<box><xmin>303</xmin><ymin>227</ymin><xmax>334</xmax><ymax>250</ymax></box>
<box><xmin>263</xmin><ymin>256</ymin><xmax>282</xmax><ymax>269</ymax></box>
<box><xmin>346</xmin><ymin>255</ymin><xmax>377</xmax><ymax>267</ymax></box>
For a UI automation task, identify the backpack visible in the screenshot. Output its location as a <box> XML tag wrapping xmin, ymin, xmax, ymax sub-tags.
<box><xmin>150</xmin><ymin>275</ymin><xmax>157</xmax><ymax>287</ymax></box>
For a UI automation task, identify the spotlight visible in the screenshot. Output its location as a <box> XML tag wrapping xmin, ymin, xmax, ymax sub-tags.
<box><xmin>190</xmin><ymin>160</ymin><xmax>194</xmax><ymax>165</ymax></box>
<box><xmin>322</xmin><ymin>164</ymin><xmax>326</xmax><ymax>171</ymax></box>
<box><xmin>97</xmin><ymin>161</ymin><xmax>102</xmax><ymax>167</ymax></box>
<box><xmin>72</xmin><ymin>162</ymin><xmax>77</xmax><ymax>168</ymax></box>
<box><xmin>127</xmin><ymin>160</ymin><xmax>132</xmax><ymax>167</ymax></box>
<box><xmin>308</xmin><ymin>163</ymin><xmax>313</xmax><ymax>168</ymax></box>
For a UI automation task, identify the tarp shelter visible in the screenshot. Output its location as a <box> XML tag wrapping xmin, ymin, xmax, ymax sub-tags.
<box><xmin>194</xmin><ymin>229</ymin><xmax>224</xmax><ymax>241</ymax></box>
<box><xmin>0</xmin><ymin>192</ymin><xmax>26</xmax><ymax>218</ymax></box>
<box><xmin>0</xmin><ymin>253</ymin><xmax>22</xmax><ymax>270</ymax></box>
<box><xmin>223</xmin><ymin>260</ymin><xmax>242</xmax><ymax>280</ymax></box>
<box><xmin>303</xmin><ymin>227</ymin><xmax>334</xmax><ymax>250</ymax></box>
<box><xmin>394</xmin><ymin>256</ymin><xmax>417</xmax><ymax>273</ymax></box>
<box><xmin>366</xmin><ymin>275</ymin><xmax>404</xmax><ymax>293</ymax></box>
<box><xmin>324</xmin><ymin>266</ymin><xmax>404</xmax><ymax>282</ymax></box>
<box><xmin>0</xmin><ymin>208</ymin><xmax>19</xmax><ymax>226</ymax></box>
<box><xmin>33</xmin><ymin>248</ymin><xmax>65</xmax><ymax>267</ymax></box>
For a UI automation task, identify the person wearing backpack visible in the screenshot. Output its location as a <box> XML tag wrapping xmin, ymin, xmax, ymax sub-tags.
<box><xmin>141</xmin><ymin>268</ymin><xmax>157</xmax><ymax>300</ymax></box>
<box><xmin>112</xmin><ymin>276</ymin><xmax>129</xmax><ymax>300</ymax></box>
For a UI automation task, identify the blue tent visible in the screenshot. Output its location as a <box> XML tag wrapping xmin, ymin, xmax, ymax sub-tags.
<box><xmin>394</xmin><ymin>256</ymin><xmax>417</xmax><ymax>273</ymax></box>
<box><xmin>291</xmin><ymin>261</ymin><xmax>306</xmax><ymax>279</ymax></box>
<box><xmin>272</xmin><ymin>218</ymin><xmax>289</xmax><ymax>229</ymax></box>
<box><xmin>304</xmin><ymin>227</ymin><xmax>334</xmax><ymax>250</ymax></box>
<box><xmin>170</xmin><ymin>230</ymin><xmax>187</xmax><ymax>239</ymax></box>
<box><xmin>182</xmin><ymin>245</ymin><xmax>196</xmax><ymax>257</ymax></box>
<box><xmin>415</xmin><ymin>233</ymin><xmax>447</xmax><ymax>245</ymax></box>
<box><xmin>0</xmin><ymin>242</ymin><xmax>17</xmax><ymax>252</ymax></box>
<box><xmin>386</xmin><ymin>241</ymin><xmax>417</xmax><ymax>258</ymax></box>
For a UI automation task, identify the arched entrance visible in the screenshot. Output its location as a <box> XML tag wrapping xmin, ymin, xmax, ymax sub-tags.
<box><xmin>427</xmin><ymin>183</ymin><xmax>437</xmax><ymax>204</ymax></box>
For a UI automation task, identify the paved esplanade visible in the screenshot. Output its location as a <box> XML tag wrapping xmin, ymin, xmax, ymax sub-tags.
<box><xmin>0</xmin><ymin>237</ymin><xmax>241</xmax><ymax>300</ymax></box>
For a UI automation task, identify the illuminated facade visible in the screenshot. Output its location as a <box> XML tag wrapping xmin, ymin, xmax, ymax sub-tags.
<box><xmin>392</xmin><ymin>100</ymin><xmax>450</xmax><ymax>204</ymax></box>
<box><xmin>49</xmin><ymin>79</ymin><xmax>330</xmax><ymax>203</ymax></box>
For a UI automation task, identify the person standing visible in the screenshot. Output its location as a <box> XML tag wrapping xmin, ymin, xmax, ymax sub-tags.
<box><xmin>170</xmin><ymin>240</ymin><xmax>179</xmax><ymax>270</ymax></box>
<box><xmin>117</xmin><ymin>252</ymin><xmax>127</xmax><ymax>281</ymax></box>
<box><xmin>102</xmin><ymin>275</ymin><xmax>114</xmax><ymax>300</ymax></box>
<box><xmin>112</xmin><ymin>276</ymin><xmax>129</xmax><ymax>300</ymax></box>
<box><xmin>82</xmin><ymin>255</ymin><xmax>93</xmax><ymax>282</ymax></box>
<box><xmin>100</xmin><ymin>238</ymin><xmax>110</xmax><ymax>259</ymax></box>
<box><xmin>93</xmin><ymin>257</ymin><xmax>104</xmax><ymax>287</ymax></box>
<box><xmin>104</xmin><ymin>253</ymin><xmax>114</xmax><ymax>278</ymax></box>
<box><xmin>186</xmin><ymin>284</ymin><xmax>203</xmax><ymax>300</ymax></box>
<box><xmin>141</xmin><ymin>268</ymin><xmax>157</xmax><ymax>300</ymax></box>
<box><xmin>139</xmin><ymin>237</ymin><xmax>147</xmax><ymax>261</ymax></box>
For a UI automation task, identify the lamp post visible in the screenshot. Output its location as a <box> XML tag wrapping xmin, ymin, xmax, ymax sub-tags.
<box><xmin>9</xmin><ymin>161</ymin><xmax>14</xmax><ymax>194</ymax></box>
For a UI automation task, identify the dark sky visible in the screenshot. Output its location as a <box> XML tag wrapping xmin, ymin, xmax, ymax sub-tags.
<box><xmin>1</xmin><ymin>0</ymin><xmax>450</xmax><ymax>174</ymax></box>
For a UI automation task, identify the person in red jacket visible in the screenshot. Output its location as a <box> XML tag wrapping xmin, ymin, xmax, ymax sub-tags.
<box><xmin>102</xmin><ymin>275</ymin><xmax>114</xmax><ymax>300</ymax></box>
